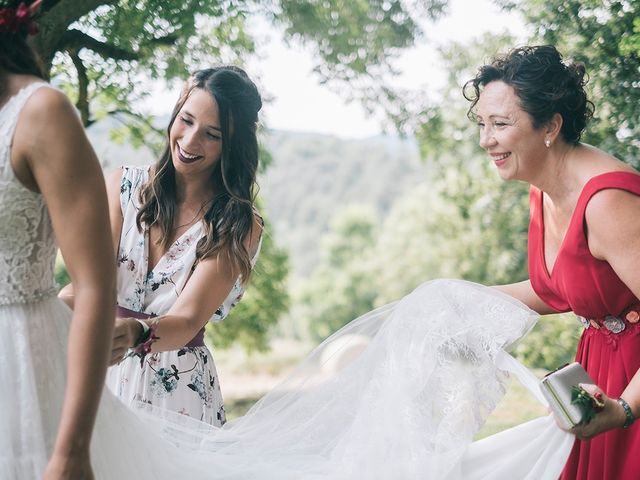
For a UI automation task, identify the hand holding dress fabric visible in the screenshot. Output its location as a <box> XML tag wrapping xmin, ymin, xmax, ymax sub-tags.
<box><xmin>109</xmin><ymin>317</ymin><xmax>143</xmax><ymax>366</ymax></box>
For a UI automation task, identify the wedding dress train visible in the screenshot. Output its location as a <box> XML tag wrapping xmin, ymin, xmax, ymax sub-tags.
<box><xmin>107</xmin><ymin>279</ymin><xmax>574</xmax><ymax>479</ymax></box>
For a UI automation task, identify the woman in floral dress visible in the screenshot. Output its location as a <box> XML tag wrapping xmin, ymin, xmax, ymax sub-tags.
<box><xmin>61</xmin><ymin>66</ymin><xmax>263</xmax><ymax>426</ymax></box>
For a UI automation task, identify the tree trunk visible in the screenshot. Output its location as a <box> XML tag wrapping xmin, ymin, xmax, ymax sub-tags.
<box><xmin>30</xmin><ymin>0</ymin><xmax>118</xmax><ymax>72</ymax></box>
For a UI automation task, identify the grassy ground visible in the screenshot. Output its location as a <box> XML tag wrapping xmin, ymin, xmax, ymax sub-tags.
<box><xmin>476</xmin><ymin>374</ymin><xmax>548</xmax><ymax>439</ymax></box>
<box><xmin>215</xmin><ymin>339</ymin><xmax>313</xmax><ymax>420</ymax></box>
<box><xmin>226</xmin><ymin>396</ymin><xmax>262</xmax><ymax>419</ymax></box>
<box><xmin>217</xmin><ymin>340</ymin><xmax>550</xmax><ymax>434</ymax></box>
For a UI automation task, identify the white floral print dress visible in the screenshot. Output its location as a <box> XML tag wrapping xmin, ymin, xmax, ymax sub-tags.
<box><xmin>106</xmin><ymin>166</ymin><xmax>260</xmax><ymax>426</ymax></box>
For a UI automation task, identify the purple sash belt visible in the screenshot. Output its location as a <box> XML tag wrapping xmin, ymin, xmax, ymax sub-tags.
<box><xmin>116</xmin><ymin>305</ymin><xmax>205</xmax><ymax>348</ymax></box>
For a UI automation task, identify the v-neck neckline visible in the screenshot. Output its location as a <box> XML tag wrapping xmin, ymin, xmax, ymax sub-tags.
<box><xmin>145</xmin><ymin>220</ymin><xmax>202</xmax><ymax>276</ymax></box>
<box><xmin>538</xmin><ymin>172</ymin><xmax>616</xmax><ymax>279</ymax></box>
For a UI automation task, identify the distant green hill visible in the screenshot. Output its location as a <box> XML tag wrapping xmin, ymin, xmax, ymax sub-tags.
<box><xmin>86</xmin><ymin>120</ymin><xmax>426</xmax><ymax>278</ymax></box>
<box><xmin>260</xmin><ymin>130</ymin><xmax>425</xmax><ymax>277</ymax></box>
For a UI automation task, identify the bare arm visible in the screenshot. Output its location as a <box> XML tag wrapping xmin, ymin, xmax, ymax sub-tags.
<box><xmin>13</xmin><ymin>86</ymin><xmax>115</xmax><ymax>476</ymax></box>
<box><xmin>58</xmin><ymin>167</ymin><xmax>123</xmax><ymax>310</ymax></box>
<box><xmin>110</xmin><ymin>215</ymin><xmax>263</xmax><ymax>363</ymax></box>
<box><xmin>493</xmin><ymin>280</ymin><xmax>558</xmax><ymax>315</ymax></box>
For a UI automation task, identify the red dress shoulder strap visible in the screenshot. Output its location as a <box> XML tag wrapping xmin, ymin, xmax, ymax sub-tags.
<box><xmin>574</xmin><ymin>171</ymin><xmax>640</xmax><ymax>215</ymax></box>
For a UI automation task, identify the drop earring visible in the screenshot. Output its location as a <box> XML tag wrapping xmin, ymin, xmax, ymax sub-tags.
<box><xmin>545</xmin><ymin>139</ymin><xmax>551</xmax><ymax>148</ymax></box>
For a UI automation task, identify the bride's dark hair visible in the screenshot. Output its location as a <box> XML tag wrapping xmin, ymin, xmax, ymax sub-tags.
<box><xmin>136</xmin><ymin>66</ymin><xmax>262</xmax><ymax>282</ymax></box>
<box><xmin>0</xmin><ymin>0</ymin><xmax>46</xmax><ymax>90</ymax></box>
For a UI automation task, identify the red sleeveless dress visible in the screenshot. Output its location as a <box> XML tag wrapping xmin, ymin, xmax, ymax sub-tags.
<box><xmin>528</xmin><ymin>171</ymin><xmax>640</xmax><ymax>480</ymax></box>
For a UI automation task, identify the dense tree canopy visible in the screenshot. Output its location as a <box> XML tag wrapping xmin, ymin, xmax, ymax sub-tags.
<box><xmin>31</xmin><ymin>0</ymin><xmax>447</xmax><ymax>129</ymax></box>
<box><xmin>295</xmin><ymin>206</ymin><xmax>380</xmax><ymax>342</ymax></box>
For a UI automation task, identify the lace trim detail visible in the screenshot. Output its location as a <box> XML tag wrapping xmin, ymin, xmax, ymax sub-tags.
<box><xmin>0</xmin><ymin>287</ymin><xmax>58</xmax><ymax>306</ymax></box>
<box><xmin>0</xmin><ymin>82</ymin><xmax>57</xmax><ymax>304</ymax></box>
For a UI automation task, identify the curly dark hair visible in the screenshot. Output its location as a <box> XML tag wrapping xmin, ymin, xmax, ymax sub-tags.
<box><xmin>463</xmin><ymin>45</ymin><xmax>594</xmax><ymax>144</ymax></box>
<box><xmin>0</xmin><ymin>0</ymin><xmax>46</xmax><ymax>84</ymax></box>
<box><xmin>136</xmin><ymin>66</ymin><xmax>262</xmax><ymax>282</ymax></box>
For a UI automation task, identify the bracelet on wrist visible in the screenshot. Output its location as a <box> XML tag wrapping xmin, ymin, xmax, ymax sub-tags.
<box><xmin>124</xmin><ymin>319</ymin><xmax>160</xmax><ymax>367</ymax></box>
<box><xmin>617</xmin><ymin>397</ymin><xmax>636</xmax><ymax>429</ymax></box>
<box><xmin>132</xmin><ymin>318</ymin><xmax>151</xmax><ymax>346</ymax></box>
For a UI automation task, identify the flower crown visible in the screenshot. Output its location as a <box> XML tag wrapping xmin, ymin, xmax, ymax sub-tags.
<box><xmin>0</xmin><ymin>0</ymin><xmax>42</xmax><ymax>35</ymax></box>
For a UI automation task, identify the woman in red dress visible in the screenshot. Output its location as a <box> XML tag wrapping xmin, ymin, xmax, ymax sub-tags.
<box><xmin>464</xmin><ymin>45</ymin><xmax>640</xmax><ymax>479</ymax></box>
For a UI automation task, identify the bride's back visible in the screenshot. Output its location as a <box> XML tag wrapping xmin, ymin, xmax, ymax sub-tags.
<box><xmin>0</xmin><ymin>81</ymin><xmax>57</xmax><ymax>305</ymax></box>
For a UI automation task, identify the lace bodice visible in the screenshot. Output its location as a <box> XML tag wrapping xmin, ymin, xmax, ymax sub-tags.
<box><xmin>0</xmin><ymin>82</ymin><xmax>57</xmax><ymax>304</ymax></box>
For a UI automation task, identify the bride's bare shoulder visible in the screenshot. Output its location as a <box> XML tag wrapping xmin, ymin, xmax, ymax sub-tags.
<box><xmin>21</xmin><ymin>84</ymin><xmax>73</xmax><ymax>120</ymax></box>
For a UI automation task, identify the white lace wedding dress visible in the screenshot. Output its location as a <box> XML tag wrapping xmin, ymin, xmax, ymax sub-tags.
<box><xmin>0</xmin><ymin>83</ymin><xmax>574</xmax><ymax>479</ymax></box>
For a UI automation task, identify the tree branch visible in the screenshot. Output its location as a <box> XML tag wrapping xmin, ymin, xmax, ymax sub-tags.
<box><xmin>107</xmin><ymin>108</ymin><xmax>166</xmax><ymax>156</ymax></box>
<box><xmin>68</xmin><ymin>49</ymin><xmax>93</xmax><ymax>127</ymax></box>
<box><xmin>151</xmin><ymin>34</ymin><xmax>179</xmax><ymax>46</ymax></box>
<box><xmin>45</xmin><ymin>0</ymin><xmax>117</xmax><ymax>19</ymax></box>
<box><xmin>32</xmin><ymin>0</ymin><xmax>119</xmax><ymax>68</ymax></box>
<box><xmin>108</xmin><ymin>108</ymin><xmax>164</xmax><ymax>137</ymax></box>
<box><xmin>60</xmin><ymin>29</ymin><xmax>139</xmax><ymax>61</ymax></box>
<box><xmin>57</xmin><ymin>30</ymin><xmax>177</xmax><ymax>63</ymax></box>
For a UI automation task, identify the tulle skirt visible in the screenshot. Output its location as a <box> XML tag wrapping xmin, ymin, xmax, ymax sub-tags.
<box><xmin>0</xmin><ymin>295</ymin><xmax>210</xmax><ymax>479</ymax></box>
<box><xmin>0</xmin><ymin>280</ymin><xmax>576</xmax><ymax>479</ymax></box>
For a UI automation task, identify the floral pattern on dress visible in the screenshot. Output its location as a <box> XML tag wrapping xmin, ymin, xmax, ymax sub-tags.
<box><xmin>105</xmin><ymin>166</ymin><xmax>261</xmax><ymax>426</ymax></box>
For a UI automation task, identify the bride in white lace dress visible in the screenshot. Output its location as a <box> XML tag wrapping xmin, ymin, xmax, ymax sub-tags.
<box><xmin>0</xmin><ymin>45</ymin><xmax>116</xmax><ymax>480</ymax></box>
<box><xmin>1</xmin><ymin>3</ymin><xmax>577</xmax><ymax>479</ymax></box>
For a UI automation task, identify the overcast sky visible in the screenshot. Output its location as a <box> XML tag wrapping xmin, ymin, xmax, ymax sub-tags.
<box><xmin>145</xmin><ymin>0</ymin><xmax>526</xmax><ymax>139</ymax></box>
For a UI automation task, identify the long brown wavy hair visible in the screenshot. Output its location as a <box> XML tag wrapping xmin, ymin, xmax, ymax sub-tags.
<box><xmin>0</xmin><ymin>0</ymin><xmax>46</xmax><ymax>94</ymax></box>
<box><xmin>136</xmin><ymin>67</ymin><xmax>262</xmax><ymax>282</ymax></box>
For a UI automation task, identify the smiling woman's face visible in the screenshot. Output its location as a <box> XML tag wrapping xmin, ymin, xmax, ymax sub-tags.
<box><xmin>169</xmin><ymin>88</ymin><xmax>223</xmax><ymax>177</ymax></box>
<box><xmin>475</xmin><ymin>80</ymin><xmax>547</xmax><ymax>182</ymax></box>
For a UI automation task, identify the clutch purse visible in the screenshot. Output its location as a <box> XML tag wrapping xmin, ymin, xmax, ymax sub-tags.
<box><xmin>540</xmin><ymin>362</ymin><xmax>595</xmax><ymax>429</ymax></box>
